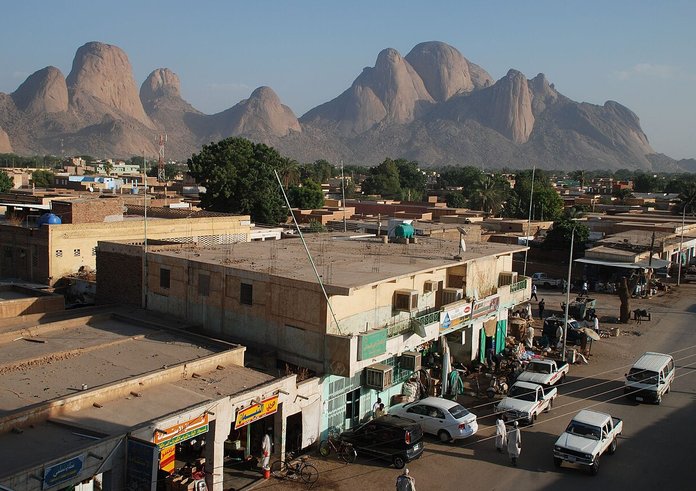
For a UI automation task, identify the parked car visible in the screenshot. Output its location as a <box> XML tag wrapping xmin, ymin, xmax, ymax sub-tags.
<box><xmin>542</xmin><ymin>316</ymin><xmax>583</xmax><ymax>346</ymax></box>
<box><xmin>516</xmin><ymin>358</ymin><xmax>569</xmax><ymax>387</ymax></box>
<box><xmin>682</xmin><ymin>272</ymin><xmax>696</xmax><ymax>283</ymax></box>
<box><xmin>340</xmin><ymin>415</ymin><xmax>424</xmax><ymax>468</ymax></box>
<box><xmin>388</xmin><ymin>396</ymin><xmax>478</xmax><ymax>442</ymax></box>
<box><xmin>531</xmin><ymin>272</ymin><xmax>564</xmax><ymax>288</ymax></box>
<box><xmin>624</xmin><ymin>351</ymin><xmax>675</xmax><ymax>404</ymax></box>
<box><xmin>553</xmin><ymin>410</ymin><xmax>623</xmax><ymax>475</ymax></box>
<box><xmin>496</xmin><ymin>381</ymin><xmax>557</xmax><ymax>425</ymax></box>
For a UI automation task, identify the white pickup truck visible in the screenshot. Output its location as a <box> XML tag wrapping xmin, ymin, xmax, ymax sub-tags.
<box><xmin>517</xmin><ymin>358</ymin><xmax>569</xmax><ymax>386</ymax></box>
<box><xmin>553</xmin><ymin>410</ymin><xmax>623</xmax><ymax>475</ymax></box>
<box><xmin>531</xmin><ymin>272</ymin><xmax>564</xmax><ymax>288</ymax></box>
<box><xmin>495</xmin><ymin>381</ymin><xmax>557</xmax><ymax>425</ymax></box>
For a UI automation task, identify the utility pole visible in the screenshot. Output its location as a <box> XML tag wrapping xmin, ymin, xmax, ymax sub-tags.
<box><xmin>677</xmin><ymin>197</ymin><xmax>694</xmax><ymax>286</ymax></box>
<box><xmin>562</xmin><ymin>226</ymin><xmax>576</xmax><ymax>362</ymax></box>
<box><xmin>142</xmin><ymin>150</ymin><xmax>148</xmax><ymax>309</ymax></box>
<box><xmin>341</xmin><ymin>160</ymin><xmax>347</xmax><ymax>233</ymax></box>
<box><xmin>523</xmin><ymin>165</ymin><xmax>536</xmax><ymax>277</ymax></box>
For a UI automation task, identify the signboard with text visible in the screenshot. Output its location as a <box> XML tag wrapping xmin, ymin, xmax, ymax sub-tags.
<box><xmin>43</xmin><ymin>454</ymin><xmax>85</xmax><ymax>490</ymax></box>
<box><xmin>235</xmin><ymin>395</ymin><xmax>279</xmax><ymax>429</ymax></box>
<box><xmin>358</xmin><ymin>329</ymin><xmax>387</xmax><ymax>360</ymax></box>
<box><xmin>154</xmin><ymin>413</ymin><xmax>209</xmax><ymax>449</ymax></box>
<box><xmin>472</xmin><ymin>295</ymin><xmax>500</xmax><ymax>320</ymax></box>
<box><xmin>440</xmin><ymin>301</ymin><xmax>473</xmax><ymax>334</ymax></box>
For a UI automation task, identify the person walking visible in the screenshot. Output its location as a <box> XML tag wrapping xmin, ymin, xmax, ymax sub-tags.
<box><xmin>396</xmin><ymin>468</ymin><xmax>416</xmax><ymax>491</ymax></box>
<box><xmin>261</xmin><ymin>430</ymin><xmax>272</xmax><ymax>472</ymax></box>
<box><xmin>538</xmin><ymin>298</ymin><xmax>545</xmax><ymax>319</ymax></box>
<box><xmin>581</xmin><ymin>280</ymin><xmax>589</xmax><ymax>296</ymax></box>
<box><xmin>594</xmin><ymin>315</ymin><xmax>600</xmax><ymax>333</ymax></box>
<box><xmin>531</xmin><ymin>284</ymin><xmax>538</xmax><ymax>301</ymax></box>
<box><xmin>507</xmin><ymin>421</ymin><xmax>521</xmax><ymax>466</ymax></box>
<box><xmin>495</xmin><ymin>416</ymin><xmax>507</xmax><ymax>453</ymax></box>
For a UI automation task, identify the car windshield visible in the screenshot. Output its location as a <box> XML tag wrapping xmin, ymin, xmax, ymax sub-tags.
<box><xmin>568</xmin><ymin>320</ymin><xmax>579</xmax><ymax>330</ymax></box>
<box><xmin>508</xmin><ymin>385</ymin><xmax>537</xmax><ymax>401</ymax></box>
<box><xmin>448</xmin><ymin>404</ymin><xmax>470</xmax><ymax>419</ymax></box>
<box><xmin>527</xmin><ymin>362</ymin><xmax>551</xmax><ymax>374</ymax></box>
<box><xmin>566</xmin><ymin>421</ymin><xmax>601</xmax><ymax>440</ymax></box>
<box><xmin>627</xmin><ymin>368</ymin><xmax>659</xmax><ymax>384</ymax></box>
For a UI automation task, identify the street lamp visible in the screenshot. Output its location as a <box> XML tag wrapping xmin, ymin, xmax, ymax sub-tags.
<box><xmin>677</xmin><ymin>197</ymin><xmax>694</xmax><ymax>286</ymax></box>
<box><xmin>562</xmin><ymin>226</ymin><xmax>576</xmax><ymax>362</ymax></box>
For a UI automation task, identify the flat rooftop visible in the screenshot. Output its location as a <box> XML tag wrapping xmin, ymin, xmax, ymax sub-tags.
<box><xmin>150</xmin><ymin>235</ymin><xmax>526</xmax><ymax>290</ymax></box>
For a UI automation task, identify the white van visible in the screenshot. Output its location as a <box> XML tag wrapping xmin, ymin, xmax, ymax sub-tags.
<box><xmin>624</xmin><ymin>352</ymin><xmax>675</xmax><ymax>404</ymax></box>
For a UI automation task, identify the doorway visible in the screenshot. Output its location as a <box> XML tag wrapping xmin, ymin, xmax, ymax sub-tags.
<box><xmin>345</xmin><ymin>388</ymin><xmax>361</xmax><ymax>427</ymax></box>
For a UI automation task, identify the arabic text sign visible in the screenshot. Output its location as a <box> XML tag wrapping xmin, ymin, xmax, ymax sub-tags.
<box><xmin>440</xmin><ymin>302</ymin><xmax>472</xmax><ymax>333</ymax></box>
<box><xmin>235</xmin><ymin>395</ymin><xmax>279</xmax><ymax>429</ymax></box>
<box><xmin>472</xmin><ymin>295</ymin><xmax>499</xmax><ymax>320</ymax></box>
<box><xmin>154</xmin><ymin>413</ymin><xmax>209</xmax><ymax>447</ymax></box>
<box><xmin>43</xmin><ymin>454</ymin><xmax>84</xmax><ymax>490</ymax></box>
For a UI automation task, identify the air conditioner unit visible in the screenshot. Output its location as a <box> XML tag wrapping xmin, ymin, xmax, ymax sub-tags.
<box><xmin>400</xmin><ymin>351</ymin><xmax>422</xmax><ymax>372</ymax></box>
<box><xmin>364</xmin><ymin>364</ymin><xmax>394</xmax><ymax>391</ymax></box>
<box><xmin>441</xmin><ymin>287</ymin><xmax>463</xmax><ymax>305</ymax></box>
<box><xmin>394</xmin><ymin>289</ymin><xmax>419</xmax><ymax>312</ymax></box>
<box><xmin>423</xmin><ymin>280</ymin><xmax>439</xmax><ymax>293</ymax></box>
<box><xmin>498</xmin><ymin>271</ymin><xmax>518</xmax><ymax>287</ymax></box>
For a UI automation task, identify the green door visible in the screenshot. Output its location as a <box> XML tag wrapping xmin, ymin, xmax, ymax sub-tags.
<box><xmin>495</xmin><ymin>320</ymin><xmax>507</xmax><ymax>354</ymax></box>
<box><xmin>479</xmin><ymin>328</ymin><xmax>487</xmax><ymax>364</ymax></box>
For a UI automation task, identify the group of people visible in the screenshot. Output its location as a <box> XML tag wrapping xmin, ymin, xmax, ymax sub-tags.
<box><xmin>495</xmin><ymin>416</ymin><xmax>522</xmax><ymax>466</ymax></box>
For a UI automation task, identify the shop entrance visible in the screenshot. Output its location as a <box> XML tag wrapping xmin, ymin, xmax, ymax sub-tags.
<box><xmin>222</xmin><ymin>414</ymin><xmax>276</xmax><ymax>490</ymax></box>
<box><xmin>345</xmin><ymin>388</ymin><xmax>361</xmax><ymax>428</ymax></box>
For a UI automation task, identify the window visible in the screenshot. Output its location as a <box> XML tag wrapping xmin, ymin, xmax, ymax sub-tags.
<box><xmin>198</xmin><ymin>273</ymin><xmax>210</xmax><ymax>297</ymax></box>
<box><xmin>240</xmin><ymin>282</ymin><xmax>253</xmax><ymax>305</ymax></box>
<box><xmin>73</xmin><ymin>249</ymin><xmax>81</xmax><ymax>257</ymax></box>
<box><xmin>160</xmin><ymin>268</ymin><xmax>171</xmax><ymax>289</ymax></box>
<box><xmin>55</xmin><ymin>249</ymin><xmax>63</xmax><ymax>257</ymax></box>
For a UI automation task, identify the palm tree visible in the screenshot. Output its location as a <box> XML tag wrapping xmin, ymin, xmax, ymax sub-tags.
<box><xmin>675</xmin><ymin>183</ymin><xmax>696</xmax><ymax>215</ymax></box>
<box><xmin>276</xmin><ymin>158</ymin><xmax>300</xmax><ymax>188</ymax></box>
<box><xmin>469</xmin><ymin>175</ymin><xmax>506</xmax><ymax>215</ymax></box>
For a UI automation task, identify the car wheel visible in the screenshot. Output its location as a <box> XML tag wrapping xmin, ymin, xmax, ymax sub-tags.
<box><xmin>608</xmin><ymin>437</ymin><xmax>617</xmax><ymax>455</ymax></box>
<box><xmin>438</xmin><ymin>430</ymin><xmax>452</xmax><ymax>443</ymax></box>
<box><xmin>590</xmin><ymin>458</ymin><xmax>600</xmax><ymax>476</ymax></box>
<box><xmin>554</xmin><ymin>457</ymin><xmax>562</xmax><ymax>468</ymax></box>
<box><xmin>393</xmin><ymin>455</ymin><xmax>406</xmax><ymax>469</ymax></box>
<box><xmin>319</xmin><ymin>440</ymin><xmax>331</xmax><ymax>457</ymax></box>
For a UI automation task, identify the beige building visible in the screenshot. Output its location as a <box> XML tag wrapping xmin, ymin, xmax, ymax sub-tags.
<box><xmin>97</xmin><ymin>235</ymin><xmax>530</xmax><ymax>435</ymax></box>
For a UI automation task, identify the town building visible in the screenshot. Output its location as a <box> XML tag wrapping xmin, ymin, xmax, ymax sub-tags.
<box><xmin>97</xmin><ymin>234</ymin><xmax>530</xmax><ymax>436</ymax></box>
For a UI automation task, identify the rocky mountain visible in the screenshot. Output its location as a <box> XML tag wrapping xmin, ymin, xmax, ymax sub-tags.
<box><xmin>0</xmin><ymin>40</ymin><xmax>684</xmax><ymax>171</ymax></box>
<box><xmin>0</xmin><ymin>126</ymin><xmax>11</xmax><ymax>153</ymax></box>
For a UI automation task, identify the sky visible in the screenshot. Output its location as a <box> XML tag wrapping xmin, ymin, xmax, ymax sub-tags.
<box><xmin>1</xmin><ymin>0</ymin><xmax>695</xmax><ymax>159</ymax></box>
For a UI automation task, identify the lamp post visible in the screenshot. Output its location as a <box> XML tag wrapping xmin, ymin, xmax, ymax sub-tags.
<box><xmin>677</xmin><ymin>197</ymin><xmax>694</xmax><ymax>286</ymax></box>
<box><xmin>562</xmin><ymin>226</ymin><xmax>576</xmax><ymax>362</ymax></box>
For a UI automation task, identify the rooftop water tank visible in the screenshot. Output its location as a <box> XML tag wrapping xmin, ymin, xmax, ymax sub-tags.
<box><xmin>37</xmin><ymin>213</ymin><xmax>62</xmax><ymax>226</ymax></box>
<box><xmin>394</xmin><ymin>222</ymin><xmax>414</xmax><ymax>238</ymax></box>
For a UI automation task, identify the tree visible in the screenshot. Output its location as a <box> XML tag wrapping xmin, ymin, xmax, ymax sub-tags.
<box><xmin>31</xmin><ymin>169</ymin><xmax>55</xmax><ymax>188</ymax></box>
<box><xmin>570</xmin><ymin>170</ymin><xmax>587</xmax><ymax>187</ymax></box>
<box><xmin>147</xmin><ymin>163</ymin><xmax>180</xmax><ymax>180</ymax></box>
<box><xmin>468</xmin><ymin>175</ymin><xmax>508</xmax><ymax>215</ymax></box>
<box><xmin>674</xmin><ymin>182</ymin><xmax>696</xmax><ymax>216</ymax></box>
<box><xmin>437</xmin><ymin>166</ymin><xmax>483</xmax><ymax>194</ymax></box>
<box><xmin>544</xmin><ymin>218</ymin><xmax>590</xmax><ymax>251</ymax></box>
<box><xmin>445</xmin><ymin>192</ymin><xmax>467</xmax><ymax>208</ymax></box>
<box><xmin>632</xmin><ymin>172</ymin><xmax>662</xmax><ymax>193</ymax></box>
<box><xmin>361</xmin><ymin>159</ymin><xmax>402</xmax><ymax>197</ymax></box>
<box><xmin>394</xmin><ymin>159</ymin><xmax>426</xmax><ymax>200</ymax></box>
<box><xmin>503</xmin><ymin>170</ymin><xmax>563</xmax><ymax>221</ymax></box>
<box><xmin>612</xmin><ymin>188</ymin><xmax>633</xmax><ymax>200</ymax></box>
<box><xmin>289</xmin><ymin>179</ymin><xmax>324</xmax><ymax>209</ymax></box>
<box><xmin>0</xmin><ymin>171</ymin><xmax>13</xmax><ymax>192</ymax></box>
<box><xmin>187</xmin><ymin>137</ymin><xmax>290</xmax><ymax>224</ymax></box>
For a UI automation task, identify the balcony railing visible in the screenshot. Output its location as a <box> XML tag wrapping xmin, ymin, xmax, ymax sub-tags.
<box><xmin>386</xmin><ymin>309</ymin><xmax>442</xmax><ymax>338</ymax></box>
<box><xmin>510</xmin><ymin>278</ymin><xmax>528</xmax><ymax>293</ymax></box>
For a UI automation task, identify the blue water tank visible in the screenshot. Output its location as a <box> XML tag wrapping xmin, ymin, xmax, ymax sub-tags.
<box><xmin>38</xmin><ymin>213</ymin><xmax>62</xmax><ymax>226</ymax></box>
<box><xmin>394</xmin><ymin>223</ymin><xmax>415</xmax><ymax>238</ymax></box>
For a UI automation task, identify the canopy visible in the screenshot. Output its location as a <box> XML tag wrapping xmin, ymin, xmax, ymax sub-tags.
<box><xmin>575</xmin><ymin>257</ymin><xmax>671</xmax><ymax>270</ymax></box>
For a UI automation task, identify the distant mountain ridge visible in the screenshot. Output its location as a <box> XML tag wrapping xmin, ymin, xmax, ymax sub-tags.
<box><xmin>0</xmin><ymin>40</ymin><xmax>690</xmax><ymax>171</ymax></box>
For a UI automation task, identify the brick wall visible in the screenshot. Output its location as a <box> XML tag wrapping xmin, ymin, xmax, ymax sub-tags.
<box><xmin>52</xmin><ymin>197</ymin><xmax>124</xmax><ymax>224</ymax></box>
<box><xmin>96</xmin><ymin>249</ymin><xmax>142</xmax><ymax>306</ymax></box>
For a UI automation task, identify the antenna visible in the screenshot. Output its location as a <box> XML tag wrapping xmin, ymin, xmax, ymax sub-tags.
<box><xmin>157</xmin><ymin>134</ymin><xmax>167</xmax><ymax>182</ymax></box>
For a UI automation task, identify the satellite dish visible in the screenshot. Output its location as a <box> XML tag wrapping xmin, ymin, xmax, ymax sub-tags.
<box><xmin>457</xmin><ymin>226</ymin><xmax>468</xmax><ymax>235</ymax></box>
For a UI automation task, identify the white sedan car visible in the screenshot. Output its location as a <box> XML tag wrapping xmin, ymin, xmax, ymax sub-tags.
<box><xmin>389</xmin><ymin>397</ymin><xmax>478</xmax><ymax>442</ymax></box>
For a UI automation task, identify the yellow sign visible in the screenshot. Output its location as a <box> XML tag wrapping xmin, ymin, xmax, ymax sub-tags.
<box><xmin>154</xmin><ymin>413</ymin><xmax>209</xmax><ymax>447</ymax></box>
<box><xmin>234</xmin><ymin>395</ymin><xmax>279</xmax><ymax>429</ymax></box>
<box><xmin>159</xmin><ymin>445</ymin><xmax>176</xmax><ymax>473</ymax></box>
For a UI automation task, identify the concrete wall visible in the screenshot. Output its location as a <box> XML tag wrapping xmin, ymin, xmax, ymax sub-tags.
<box><xmin>0</xmin><ymin>286</ymin><xmax>64</xmax><ymax>318</ymax></box>
<box><xmin>51</xmin><ymin>197</ymin><xmax>124</xmax><ymax>224</ymax></box>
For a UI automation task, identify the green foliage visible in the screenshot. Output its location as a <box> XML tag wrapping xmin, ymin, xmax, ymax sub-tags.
<box><xmin>445</xmin><ymin>192</ymin><xmax>468</xmax><ymax>208</ymax></box>
<box><xmin>632</xmin><ymin>172</ymin><xmax>663</xmax><ymax>193</ymax></box>
<box><xmin>0</xmin><ymin>171</ymin><xmax>13</xmax><ymax>192</ymax></box>
<box><xmin>361</xmin><ymin>158</ymin><xmax>425</xmax><ymax>200</ymax></box>
<box><xmin>147</xmin><ymin>163</ymin><xmax>180</xmax><ymax>180</ymax></box>
<box><xmin>301</xmin><ymin>159</ymin><xmax>335</xmax><ymax>183</ymax></box>
<box><xmin>665</xmin><ymin>174</ymin><xmax>696</xmax><ymax>194</ymax></box>
<box><xmin>308</xmin><ymin>220</ymin><xmax>327</xmax><ymax>233</ymax></box>
<box><xmin>187</xmin><ymin>137</ymin><xmax>290</xmax><ymax>224</ymax></box>
<box><xmin>437</xmin><ymin>166</ymin><xmax>484</xmax><ymax>195</ymax></box>
<box><xmin>611</xmin><ymin>188</ymin><xmax>633</xmax><ymax>200</ymax></box>
<box><xmin>613</xmin><ymin>168</ymin><xmax>633</xmax><ymax>180</ymax></box>
<box><xmin>674</xmin><ymin>181</ymin><xmax>696</xmax><ymax>216</ymax></box>
<box><xmin>468</xmin><ymin>174</ymin><xmax>509</xmax><ymax>215</ymax></box>
<box><xmin>503</xmin><ymin>170</ymin><xmax>563</xmax><ymax>221</ymax></box>
<box><xmin>544</xmin><ymin>218</ymin><xmax>590</xmax><ymax>251</ymax></box>
<box><xmin>31</xmin><ymin>169</ymin><xmax>55</xmax><ymax>188</ymax></box>
<box><xmin>289</xmin><ymin>179</ymin><xmax>324</xmax><ymax>209</ymax></box>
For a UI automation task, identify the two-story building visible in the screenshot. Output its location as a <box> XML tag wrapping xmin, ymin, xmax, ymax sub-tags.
<box><xmin>97</xmin><ymin>234</ymin><xmax>530</xmax><ymax>435</ymax></box>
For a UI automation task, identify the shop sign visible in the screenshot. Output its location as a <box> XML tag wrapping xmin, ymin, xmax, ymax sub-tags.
<box><xmin>159</xmin><ymin>445</ymin><xmax>176</xmax><ymax>473</ymax></box>
<box><xmin>358</xmin><ymin>329</ymin><xmax>387</xmax><ymax>360</ymax></box>
<box><xmin>126</xmin><ymin>437</ymin><xmax>158</xmax><ymax>491</ymax></box>
<box><xmin>472</xmin><ymin>295</ymin><xmax>499</xmax><ymax>320</ymax></box>
<box><xmin>154</xmin><ymin>413</ymin><xmax>209</xmax><ymax>448</ymax></box>
<box><xmin>440</xmin><ymin>302</ymin><xmax>472</xmax><ymax>334</ymax></box>
<box><xmin>43</xmin><ymin>454</ymin><xmax>85</xmax><ymax>490</ymax></box>
<box><xmin>235</xmin><ymin>395</ymin><xmax>279</xmax><ymax>429</ymax></box>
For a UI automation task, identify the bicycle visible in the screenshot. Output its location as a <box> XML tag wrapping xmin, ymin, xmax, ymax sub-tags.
<box><xmin>319</xmin><ymin>434</ymin><xmax>357</xmax><ymax>463</ymax></box>
<box><xmin>270</xmin><ymin>456</ymin><xmax>319</xmax><ymax>486</ymax></box>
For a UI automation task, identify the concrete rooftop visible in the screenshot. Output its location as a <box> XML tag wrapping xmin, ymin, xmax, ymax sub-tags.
<box><xmin>150</xmin><ymin>235</ymin><xmax>526</xmax><ymax>291</ymax></box>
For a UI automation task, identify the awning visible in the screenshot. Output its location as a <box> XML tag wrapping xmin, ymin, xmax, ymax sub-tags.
<box><xmin>0</xmin><ymin>203</ymin><xmax>51</xmax><ymax>210</ymax></box>
<box><xmin>575</xmin><ymin>257</ymin><xmax>671</xmax><ymax>270</ymax></box>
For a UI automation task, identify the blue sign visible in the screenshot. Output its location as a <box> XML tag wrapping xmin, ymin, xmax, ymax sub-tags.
<box><xmin>43</xmin><ymin>454</ymin><xmax>85</xmax><ymax>489</ymax></box>
<box><xmin>126</xmin><ymin>437</ymin><xmax>159</xmax><ymax>491</ymax></box>
<box><xmin>441</xmin><ymin>313</ymin><xmax>451</xmax><ymax>331</ymax></box>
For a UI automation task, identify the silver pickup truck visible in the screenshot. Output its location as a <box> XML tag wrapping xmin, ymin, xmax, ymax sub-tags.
<box><xmin>517</xmin><ymin>358</ymin><xmax>569</xmax><ymax>386</ymax></box>
<box><xmin>553</xmin><ymin>410</ymin><xmax>623</xmax><ymax>475</ymax></box>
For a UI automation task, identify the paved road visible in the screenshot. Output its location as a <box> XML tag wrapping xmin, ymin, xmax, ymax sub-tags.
<box><xmin>261</xmin><ymin>284</ymin><xmax>696</xmax><ymax>491</ymax></box>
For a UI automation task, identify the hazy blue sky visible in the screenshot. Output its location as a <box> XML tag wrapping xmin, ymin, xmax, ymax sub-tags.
<box><xmin>2</xmin><ymin>0</ymin><xmax>695</xmax><ymax>159</ymax></box>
